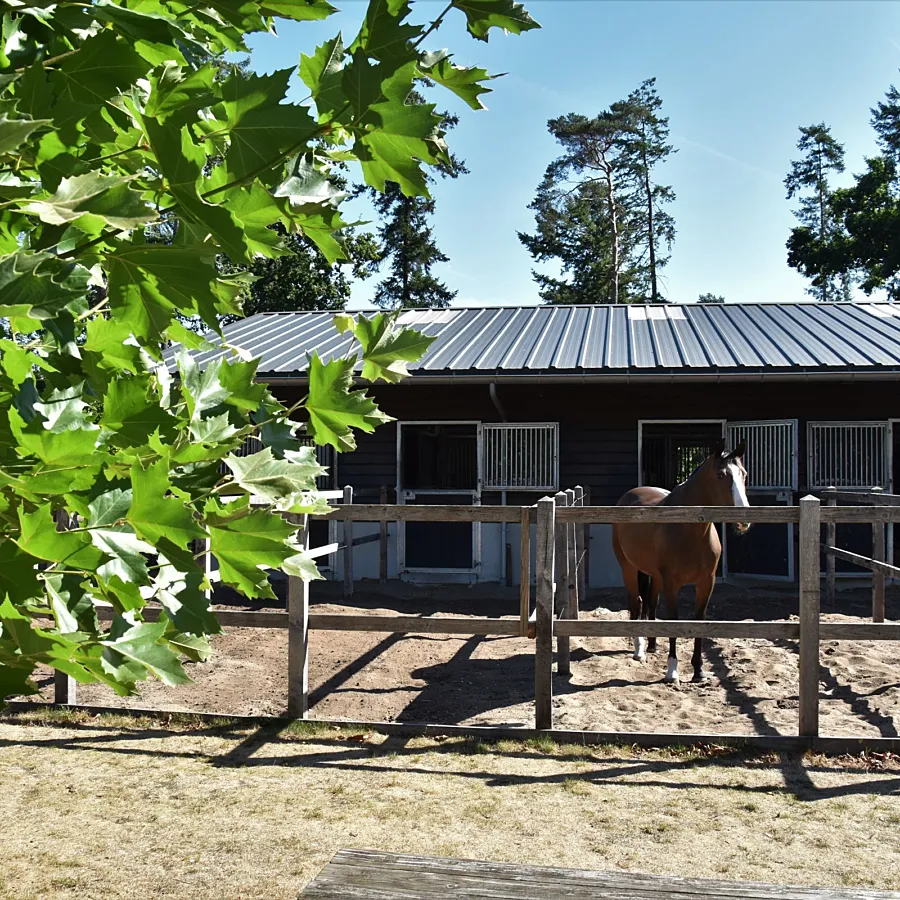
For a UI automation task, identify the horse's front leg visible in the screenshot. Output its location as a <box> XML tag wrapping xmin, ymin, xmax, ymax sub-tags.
<box><xmin>645</xmin><ymin>576</ymin><xmax>661</xmax><ymax>654</ymax></box>
<box><xmin>662</xmin><ymin>577</ymin><xmax>680</xmax><ymax>683</ymax></box>
<box><xmin>691</xmin><ymin>574</ymin><xmax>715</xmax><ymax>683</ymax></box>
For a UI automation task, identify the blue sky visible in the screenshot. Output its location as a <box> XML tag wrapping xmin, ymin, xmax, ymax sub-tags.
<box><xmin>247</xmin><ymin>1</ymin><xmax>900</xmax><ymax>308</ymax></box>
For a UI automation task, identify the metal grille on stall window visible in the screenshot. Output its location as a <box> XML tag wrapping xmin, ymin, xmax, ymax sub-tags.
<box><xmin>807</xmin><ymin>422</ymin><xmax>889</xmax><ymax>489</ymax></box>
<box><xmin>482</xmin><ymin>423</ymin><xmax>558</xmax><ymax>492</ymax></box>
<box><xmin>725</xmin><ymin>420</ymin><xmax>798</xmax><ymax>491</ymax></box>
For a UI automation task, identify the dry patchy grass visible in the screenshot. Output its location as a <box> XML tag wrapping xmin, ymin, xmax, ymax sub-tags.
<box><xmin>2</xmin><ymin>710</ymin><xmax>900</xmax><ymax>899</ymax></box>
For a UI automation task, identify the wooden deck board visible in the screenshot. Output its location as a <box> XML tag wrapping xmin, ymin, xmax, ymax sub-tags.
<box><xmin>299</xmin><ymin>850</ymin><xmax>900</xmax><ymax>900</ymax></box>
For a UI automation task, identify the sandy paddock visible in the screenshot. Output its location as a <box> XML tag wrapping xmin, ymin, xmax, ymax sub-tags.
<box><xmin>24</xmin><ymin>580</ymin><xmax>900</xmax><ymax>739</ymax></box>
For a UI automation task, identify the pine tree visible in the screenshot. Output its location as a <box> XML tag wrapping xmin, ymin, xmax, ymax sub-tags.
<box><xmin>697</xmin><ymin>292</ymin><xmax>725</xmax><ymax>304</ymax></box>
<box><xmin>784</xmin><ymin>124</ymin><xmax>849</xmax><ymax>301</ymax></box>
<box><xmin>365</xmin><ymin>95</ymin><xmax>467</xmax><ymax>309</ymax></box>
<box><xmin>520</xmin><ymin>82</ymin><xmax>675</xmax><ymax>305</ymax></box>
<box><xmin>618</xmin><ymin>79</ymin><xmax>676</xmax><ymax>303</ymax></box>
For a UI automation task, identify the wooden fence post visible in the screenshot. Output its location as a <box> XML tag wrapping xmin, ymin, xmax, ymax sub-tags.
<box><xmin>343</xmin><ymin>484</ymin><xmax>353</xmax><ymax>598</ymax></box>
<box><xmin>535</xmin><ymin>496</ymin><xmax>555</xmax><ymax>731</ymax></box>
<box><xmin>554</xmin><ymin>491</ymin><xmax>570</xmax><ymax>676</ymax></box>
<box><xmin>582</xmin><ymin>485</ymin><xmax>591</xmax><ymax>590</ymax></box>
<box><xmin>288</xmin><ymin>514</ymin><xmax>310</xmax><ymax>719</ymax></box>
<box><xmin>379</xmin><ymin>485</ymin><xmax>388</xmax><ymax>584</ymax></box>
<box><xmin>825</xmin><ymin>488</ymin><xmax>836</xmax><ymax>608</ymax></box>
<box><xmin>566</xmin><ymin>488</ymin><xmax>581</xmax><ymax>632</ymax></box>
<box><xmin>799</xmin><ymin>495</ymin><xmax>821</xmax><ymax>740</ymax></box>
<box><xmin>872</xmin><ymin>487</ymin><xmax>886</xmax><ymax>623</ymax></box>
<box><xmin>519</xmin><ymin>506</ymin><xmax>531</xmax><ymax>637</ymax></box>
<box><xmin>52</xmin><ymin>508</ymin><xmax>76</xmax><ymax>705</ymax></box>
<box><xmin>574</xmin><ymin>486</ymin><xmax>585</xmax><ymax>611</ymax></box>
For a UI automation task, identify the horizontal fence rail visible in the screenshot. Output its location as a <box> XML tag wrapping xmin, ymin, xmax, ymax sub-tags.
<box><xmin>47</xmin><ymin>493</ymin><xmax>900</xmax><ymax>750</ymax></box>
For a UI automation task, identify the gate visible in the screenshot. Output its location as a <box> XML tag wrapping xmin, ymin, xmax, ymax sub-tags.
<box><xmin>725</xmin><ymin>420</ymin><xmax>797</xmax><ymax>581</ymax></box>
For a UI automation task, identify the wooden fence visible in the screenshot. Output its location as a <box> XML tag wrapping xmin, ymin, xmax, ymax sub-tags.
<box><xmin>821</xmin><ymin>487</ymin><xmax>900</xmax><ymax>623</ymax></box>
<box><xmin>46</xmin><ymin>492</ymin><xmax>900</xmax><ymax>750</ymax></box>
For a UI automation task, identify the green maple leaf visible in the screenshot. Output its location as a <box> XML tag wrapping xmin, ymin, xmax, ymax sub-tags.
<box><xmin>142</xmin><ymin>118</ymin><xmax>249</xmax><ymax>262</ymax></box>
<box><xmin>450</xmin><ymin>0</ymin><xmax>541</xmax><ymax>41</ymax></box>
<box><xmin>22</xmin><ymin>173</ymin><xmax>154</xmax><ymax>231</ymax></box>
<box><xmin>351</xmin><ymin>0</ymin><xmax>422</xmax><ymax>66</ymax></box>
<box><xmin>83</xmin><ymin>316</ymin><xmax>144</xmax><ymax>380</ymax></box>
<box><xmin>34</xmin><ymin>383</ymin><xmax>93</xmax><ymax>433</ymax></box>
<box><xmin>207</xmin><ymin>507</ymin><xmax>295</xmax><ymax>599</ymax></box>
<box><xmin>88</xmin><ymin>488</ymin><xmax>133</xmax><ymax>528</ymax></box>
<box><xmin>106</xmin><ymin>245</ymin><xmax>231</xmax><ymax>342</ymax></box>
<box><xmin>274</xmin><ymin>153</ymin><xmax>345</xmax><ymax>207</ymax></box>
<box><xmin>0</xmin><ymin>539</ymin><xmax>41</xmax><ymax>607</ymax></box>
<box><xmin>145</xmin><ymin>63</ymin><xmax>216</xmax><ymax>126</ymax></box>
<box><xmin>422</xmin><ymin>57</ymin><xmax>497</xmax><ymax>111</ymax></box>
<box><xmin>305</xmin><ymin>352</ymin><xmax>392</xmax><ymax>452</ymax></box>
<box><xmin>215</xmin><ymin>68</ymin><xmax>319</xmax><ymax>183</ymax></box>
<box><xmin>283</xmin><ymin>550</ymin><xmax>324</xmax><ymax>583</ymax></box>
<box><xmin>357</xmin><ymin>98</ymin><xmax>444</xmax><ymax>196</ymax></box>
<box><xmin>333</xmin><ymin>313</ymin><xmax>356</xmax><ymax>334</ymax></box>
<box><xmin>191</xmin><ymin>412</ymin><xmax>239</xmax><ymax>444</ymax></box>
<box><xmin>224</xmin><ymin>446</ymin><xmax>325</xmax><ymax>505</ymax></box>
<box><xmin>10</xmin><ymin>408</ymin><xmax>100</xmax><ymax>468</ymax></box>
<box><xmin>127</xmin><ymin>456</ymin><xmax>206</xmax><ymax>569</ymax></box>
<box><xmin>354</xmin><ymin>313</ymin><xmax>436</xmax><ymax>383</ymax></box>
<box><xmin>177</xmin><ymin>352</ymin><xmax>232</xmax><ymax>422</ymax></box>
<box><xmin>217</xmin><ymin>358</ymin><xmax>267</xmax><ymax>412</ymax></box>
<box><xmin>300</xmin><ymin>33</ymin><xmax>345</xmax><ymax>118</ymax></box>
<box><xmin>226</xmin><ymin>184</ymin><xmax>289</xmax><ymax>257</ymax></box>
<box><xmin>55</xmin><ymin>30</ymin><xmax>151</xmax><ymax>106</ymax></box>
<box><xmin>0</xmin><ymin>665</ymin><xmax>38</xmax><ymax>702</ymax></box>
<box><xmin>0</xmin><ymin>252</ymin><xmax>91</xmax><ymax>320</ymax></box>
<box><xmin>0</xmin><ymin>112</ymin><xmax>51</xmax><ymax>155</ymax></box>
<box><xmin>260</xmin><ymin>0</ymin><xmax>337</xmax><ymax>20</ymax></box>
<box><xmin>101</xmin><ymin>619</ymin><xmax>190</xmax><ymax>686</ymax></box>
<box><xmin>16</xmin><ymin>505</ymin><xmax>105</xmax><ymax>571</ymax></box>
<box><xmin>101</xmin><ymin>375</ymin><xmax>175</xmax><ymax>448</ymax></box>
<box><xmin>0</xmin><ymin>339</ymin><xmax>36</xmax><ymax>387</ymax></box>
<box><xmin>92</xmin><ymin>527</ymin><xmax>153</xmax><ymax>584</ymax></box>
<box><xmin>151</xmin><ymin>565</ymin><xmax>221</xmax><ymax>636</ymax></box>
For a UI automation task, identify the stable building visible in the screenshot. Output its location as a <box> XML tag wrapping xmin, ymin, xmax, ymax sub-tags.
<box><xmin>189</xmin><ymin>302</ymin><xmax>900</xmax><ymax>587</ymax></box>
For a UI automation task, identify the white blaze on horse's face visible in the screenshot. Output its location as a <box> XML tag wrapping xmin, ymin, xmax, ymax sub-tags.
<box><xmin>729</xmin><ymin>462</ymin><xmax>751</xmax><ymax>533</ymax></box>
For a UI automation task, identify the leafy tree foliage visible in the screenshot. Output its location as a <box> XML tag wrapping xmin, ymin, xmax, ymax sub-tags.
<box><xmin>0</xmin><ymin>0</ymin><xmax>538</xmax><ymax>704</ymax></box>
<box><xmin>519</xmin><ymin>79</ymin><xmax>676</xmax><ymax>304</ymax></box>
<box><xmin>362</xmin><ymin>93</ymin><xmax>468</xmax><ymax>310</ymax></box>
<box><xmin>784</xmin><ymin>124</ymin><xmax>850</xmax><ymax>302</ymax></box>
<box><xmin>697</xmin><ymin>293</ymin><xmax>725</xmax><ymax>304</ymax></box>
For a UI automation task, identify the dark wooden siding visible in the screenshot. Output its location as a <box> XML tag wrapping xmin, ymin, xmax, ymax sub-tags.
<box><xmin>271</xmin><ymin>380</ymin><xmax>900</xmax><ymax>503</ymax></box>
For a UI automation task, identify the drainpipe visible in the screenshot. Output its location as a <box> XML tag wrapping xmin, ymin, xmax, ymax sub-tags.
<box><xmin>489</xmin><ymin>383</ymin><xmax>510</xmax><ymax>586</ymax></box>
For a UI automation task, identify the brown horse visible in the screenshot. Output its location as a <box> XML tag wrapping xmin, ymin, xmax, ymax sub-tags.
<box><xmin>612</xmin><ymin>441</ymin><xmax>750</xmax><ymax>684</ymax></box>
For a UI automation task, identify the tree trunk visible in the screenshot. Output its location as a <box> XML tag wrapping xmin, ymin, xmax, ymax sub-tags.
<box><xmin>601</xmin><ymin>149</ymin><xmax>621</xmax><ymax>304</ymax></box>
<box><xmin>402</xmin><ymin>198</ymin><xmax>411</xmax><ymax>306</ymax></box>
<box><xmin>816</xmin><ymin>145</ymin><xmax>828</xmax><ymax>302</ymax></box>
<box><xmin>643</xmin><ymin>142</ymin><xmax>657</xmax><ymax>303</ymax></box>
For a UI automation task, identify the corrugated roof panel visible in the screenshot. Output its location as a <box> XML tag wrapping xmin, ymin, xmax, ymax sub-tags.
<box><xmin>777</xmin><ymin>305</ymin><xmax>872</xmax><ymax>365</ymax></box>
<box><xmin>169</xmin><ymin>302</ymin><xmax>900</xmax><ymax>378</ymax></box>
<box><xmin>748</xmin><ymin>305</ymin><xmax>833</xmax><ymax>365</ymax></box>
<box><xmin>831</xmin><ymin>305</ymin><xmax>900</xmax><ymax>364</ymax></box>
<box><xmin>697</xmin><ymin>306</ymin><xmax>766</xmax><ymax>366</ymax></box>
<box><xmin>668</xmin><ymin>308</ymin><xmax>712</xmax><ymax>367</ymax></box>
<box><xmin>525</xmin><ymin>306</ymin><xmax>570</xmax><ymax>369</ymax></box>
<box><xmin>606</xmin><ymin>305</ymin><xmax>630</xmax><ymax>367</ymax></box>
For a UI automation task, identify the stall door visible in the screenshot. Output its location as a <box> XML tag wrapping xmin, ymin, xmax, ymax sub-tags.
<box><xmin>809</xmin><ymin>422</ymin><xmax>890</xmax><ymax>575</ymax></box>
<box><xmin>397</xmin><ymin>422</ymin><xmax>481</xmax><ymax>577</ymax></box>
<box><xmin>724</xmin><ymin>420</ymin><xmax>796</xmax><ymax>581</ymax></box>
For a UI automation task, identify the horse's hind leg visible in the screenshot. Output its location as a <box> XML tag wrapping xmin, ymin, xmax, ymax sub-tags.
<box><xmin>621</xmin><ymin>564</ymin><xmax>646</xmax><ymax>661</ymax></box>
<box><xmin>691</xmin><ymin>574</ymin><xmax>715</xmax><ymax>683</ymax></box>
<box><xmin>643</xmin><ymin>575</ymin><xmax>661</xmax><ymax>654</ymax></box>
<box><xmin>662</xmin><ymin>576</ymin><xmax>681</xmax><ymax>683</ymax></box>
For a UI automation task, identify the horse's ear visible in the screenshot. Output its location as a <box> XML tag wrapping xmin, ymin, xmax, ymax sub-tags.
<box><xmin>710</xmin><ymin>438</ymin><xmax>726</xmax><ymax>459</ymax></box>
<box><xmin>728</xmin><ymin>440</ymin><xmax>747</xmax><ymax>461</ymax></box>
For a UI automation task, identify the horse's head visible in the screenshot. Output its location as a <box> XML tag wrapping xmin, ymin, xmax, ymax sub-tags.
<box><xmin>704</xmin><ymin>440</ymin><xmax>751</xmax><ymax>532</ymax></box>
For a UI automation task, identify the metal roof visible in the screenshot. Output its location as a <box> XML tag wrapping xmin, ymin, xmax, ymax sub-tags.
<box><xmin>171</xmin><ymin>302</ymin><xmax>900</xmax><ymax>382</ymax></box>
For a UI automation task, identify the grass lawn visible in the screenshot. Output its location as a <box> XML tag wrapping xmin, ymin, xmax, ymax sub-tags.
<box><xmin>2</xmin><ymin>709</ymin><xmax>900</xmax><ymax>899</ymax></box>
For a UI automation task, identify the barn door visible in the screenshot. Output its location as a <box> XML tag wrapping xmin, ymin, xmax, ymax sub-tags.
<box><xmin>724</xmin><ymin>420</ymin><xmax>797</xmax><ymax>581</ymax></box>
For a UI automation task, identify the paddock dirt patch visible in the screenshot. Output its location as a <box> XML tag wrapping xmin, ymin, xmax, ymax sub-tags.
<box><xmin>2</xmin><ymin>712</ymin><xmax>900</xmax><ymax>900</ymax></box>
<box><xmin>25</xmin><ymin>582</ymin><xmax>900</xmax><ymax>739</ymax></box>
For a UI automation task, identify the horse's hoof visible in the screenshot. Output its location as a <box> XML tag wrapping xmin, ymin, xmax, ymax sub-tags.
<box><xmin>632</xmin><ymin>637</ymin><xmax>647</xmax><ymax>662</ymax></box>
<box><xmin>692</xmin><ymin>671</ymin><xmax>708</xmax><ymax>684</ymax></box>
<box><xmin>632</xmin><ymin>651</ymin><xmax>646</xmax><ymax>662</ymax></box>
